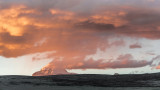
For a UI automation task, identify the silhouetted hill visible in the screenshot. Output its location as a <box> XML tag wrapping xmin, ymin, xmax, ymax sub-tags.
<box><xmin>1</xmin><ymin>73</ymin><xmax>160</xmax><ymax>87</ymax></box>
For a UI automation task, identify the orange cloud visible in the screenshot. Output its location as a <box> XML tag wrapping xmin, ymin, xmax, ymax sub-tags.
<box><xmin>0</xmin><ymin>1</ymin><xmax>160</xmax><ymax>75</ymax></box>
<box><xmin>0</xmin><ymin>5</ymin><xmax>37</xmax><ymax>36</ymax></box>
<box><xmin>156</xmin><ymin>65</ymin><xmax>160</xmax><ymax>69</ymax></box>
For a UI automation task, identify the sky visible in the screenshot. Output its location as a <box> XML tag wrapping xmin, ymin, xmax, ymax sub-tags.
<box><xmin>0</xmin><ymin>0</ymin><xmax>160</xmax><ymax>76</ymax></box>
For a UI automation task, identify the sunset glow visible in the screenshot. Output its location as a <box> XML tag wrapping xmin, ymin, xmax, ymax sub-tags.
<box><xmin>0</xmin><ymin>0</ymin><xmax>160</xmax><ymax>76</ymax></box>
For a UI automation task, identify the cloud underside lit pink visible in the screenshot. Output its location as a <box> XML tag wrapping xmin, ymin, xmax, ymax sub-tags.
<box><xmin>0</xmin><ymin>0</ymin><xmax>160</xmax><ymax>75</ymax></box>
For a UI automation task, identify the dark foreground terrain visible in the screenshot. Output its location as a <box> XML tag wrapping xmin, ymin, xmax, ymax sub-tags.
<box><xmin>1</xmin><ymin>73</ymin><xmax>160</xmax><ymax>90</ymax></box>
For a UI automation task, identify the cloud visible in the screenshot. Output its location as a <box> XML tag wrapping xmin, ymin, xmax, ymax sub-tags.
<box><xmin>33</xmin><ymin>54</ymin><xmax>153</xmax><ymax>75</ymax></box>
<box><xmin>146</xmin><ymin>52</ymin><xmax>155</xmax><ymax>55</ymax></box>
<box><xmin>75</xmin><ymin>20</ymin><xmax>115</xmax><ymax>31</ymax></box>
<box><xmin>129</xmin><ymin>43</ymin><xmax>142</xmax><ymax>49</ymax></box>
<box><xmin>0</xmin><ymin>0</ymin><xmax>160</xmax><ymax>75</ymax></box>
<box><xmin>149</xmin><ymin>55</ymin><xmax>160</xmax><ymax>69</ymax></box>
<box><xmin>125</xmin><ymin>10</ymin><xmax>160</xmax><ymax>25</ymax></box>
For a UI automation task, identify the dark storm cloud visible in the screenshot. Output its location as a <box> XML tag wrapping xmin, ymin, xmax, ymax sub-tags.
<box><xmin>125</xmin><ymin>10</ymin><xmax>160</xmax><ymax>25</ymax></box>
<box><xmin>0</xmin><ymin>32</ymin><xmax>31</xmax><ymax>44</ymax></box>
<box><xmin>75</xmin><ymin>20</ymin><xmax>115</xmax><ymax>31</ymax></box>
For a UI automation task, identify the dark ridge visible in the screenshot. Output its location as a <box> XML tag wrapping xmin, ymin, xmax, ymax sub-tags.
<box><xmin>1</xmin><ymin>73</ymin><xmax>160</xmax><ymax>87</ymax></box>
